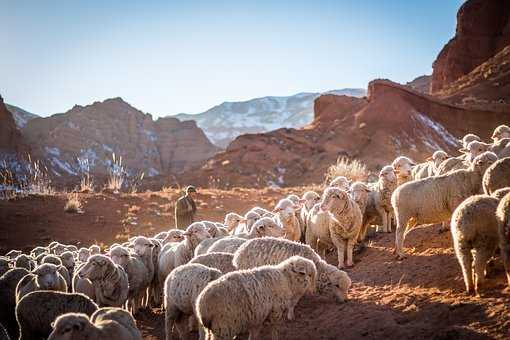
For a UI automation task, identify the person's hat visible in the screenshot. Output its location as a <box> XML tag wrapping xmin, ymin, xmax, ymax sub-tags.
<box><xmin>186</xmin><ymin>185</ymin><xmax>197</xmax><ymax>193</ymax></box>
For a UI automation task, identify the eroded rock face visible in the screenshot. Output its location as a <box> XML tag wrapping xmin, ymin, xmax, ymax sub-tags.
<box><xmin>0</xmin><ymin>96</ymin><xmax>28</xmax><ymax>156</ymax></box>
<box><xmin>180</xmin><ymin>80</ymin><xmax>510</xmax><ymax>189</ymax></box>
<box><xmin>22</xmin><ymin>98</ymin><xmax>219</xmax><ymax>178</ymax></box>
<box><xmin>431</xmin><ymin>0</ymin><xmax>510</xmax><ymax>93</ymax></box>
<box><xmin>406</xmin><ymin>75</ymin><xmax>431</xmax><ymax>94</ymax></box>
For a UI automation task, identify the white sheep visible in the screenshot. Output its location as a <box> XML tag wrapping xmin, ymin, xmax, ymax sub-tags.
<box><xmin>78</xmin><ymin>248</ymin><xmax>91</xmax><ymax>263</ymax></box>
<box><xmin>109</xmin><ymin>245</ymin><xmax>150</xmax><ymax>315</ymax></box>
<box><xmin>412</xmin><ymin>150</ymin><xmax>449</xmax><ymax>180</ymax></box>
<box><xmin>483</xmin><ymin>157</ymin><xmax>510</xmax><ymax>195</ymax></box>
<box><xmin>162</xmin><ymin>229</ymin><xmax>185</xmax><ymax>245</ymax></box>
<box><xmin>496</xmin><ymin>192</ymin><xmax>510</xmax><ymax>289</ymax></box>
<box><xmin>16</xmin><ymin>263</ymin><xmax>68</xmax><ymax>302</ymax></box>
<box><xmin>164</xmin><ymin>263</ymin><xmax>222</xmax><ymax>340</ymax></box>
<box><xmin>129</xmin><ymin>236</ymin><xmax>155</xmax><ymax>308</ymax></box>
<box><xmin>349</xmin><ymin>182</ymin><xmax>371</xmax><ymax>242</ymax></box>
<box><xmin>329</xmin><ymin>176</ymin><xmax>351</xmax><ymax>191</ymax></box>
<box><xmin>78</xmin><ymin>254</ymin><xmax>129</xmax><ymax>308</ymax></box>
<box><xmin>47</xmin><ymin>311</ymin><xmax>139</xmax><ymax>340</ymax></box>
<box><xmin>0</xmin><ymin>257</ymin><xmax>11</xmax><ymax>277</ymax></box>
<box><xmin>206</xmin><ymin>237</ymin><xmax>247</xmax><ymax>254</ymax></box>
<box><xmin>391</xmin><ymin>156</ymin><xmax>415</xmax><ymax>186</ymax></box>
<box><xmin>392</xmin><ymin>151</ymin><xmax>498</xmax><ymax>259</ymax></box>
<box><xmin>89</xmin><ymin>245</ymin><xmax>101</xmax><ymax>255</ymax></box>
<box><xmin>189</xmin><ymin>252</ymin><xmax>236</xmax><ymax>274</ymax></box>
<box><xmin>90</xmin><ymin>307</ymin><xmax>142</xmax><ymax>340</ymax></box>
<box><xmin>491</xmin><ymin>125</ymin><xmax>510</xmax><ymax>143</ymax></box>
<box><xmin>373</xmin><ymin>166</ymin><xmax>398</xmax><ymax>233</ymax></box>
<box><xmin>30</xmin><ymin>246</ymin><xmax>48</xmax><ymax>259</ymax></box>
<box><xmin>436</xmin><ymin>140</ymin><xmax>491</xmax><ymax>175</ymax></box>
<box><xmin>41</xmin><ymin>254</ymin><xmax>72</xmax><ymax>291</ymax></box>
<box><xmin>273</xmin><ymin>198</ymin><xmax>301</xmax><ymax>241</ymax></box>
<box><xmin>16</xmin><ymin>291</ymin><xmax>98</xmax><ymax>340</ymax></box>
<box><xmin>235</xmin><ymin>210</ymin><xmax>260</xmax><ymax>235</ymax></box>
<box><xmin>223</xmin><ymin>212</ymin><xmax>244</xmax><ymax>233</ymax></box>
<box><xmin>233</xmin><ymin>237</ymin><xmax>351</xmax><ymax>303</ymax></box>
<box><xmin>14</xmin><ymin>254</ymin><xmax>35</xmax><ymax>271</ymax></box>
<box><xmin>318</xmin><ymin>187</ymin><xmax>362</xmax><ymax>268</ymax></box>
<box><xmin>0</xmin><ymin>267</ymin><xmax>30</xmax><ymax>338</ymax></box>
<box><xmin>300</xmin><ymin>191</ymin><xmax>321</xmax><ymax>241</ymax></box>
<box><xmin>157</xmin><ymin>223</ymin><xmax>212</xmax><ymax>300</ymax></box>
<box><xmin>451</xmin><ymin>195</ymin><xmax>500</xmax><ymax>295</ymax></box>
<box><xmin>196</xmin><ymin>256</ymin><xmax>316</xmax><ymax>340</ymax></box>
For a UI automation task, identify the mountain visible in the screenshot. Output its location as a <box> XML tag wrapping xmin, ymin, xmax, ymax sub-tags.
<box><xmin>431</xmin><ymin>0</ymin><xmax>510</xmax><ymax>93</ymax></box>
<box><xmin>405</xmin><ymin>75</ymin><xmax>431</xmax><ymax>94</ymax></box>
<box><xmin>4</xmin><ymin>104</ymin><xmax>39</xmax><ymax>128</ymax></box>
<box><xmin>0</xmin><ymin>96</ymin><xmax>28</xmax><ymax>156</ymax></box>
<box><xmin>21</xmin><ymin>97</ymin><xmax>219</xmax><ymax>179</ymax></box>
<box><xmin>179</xmin><ymin>80</ymin><xmax>509</xmax><ymax>189</ymax></box>
<box><xmin>173</xmin><ymin>88</ymin><xmax>366</xmax><ymax>148</ymax></box>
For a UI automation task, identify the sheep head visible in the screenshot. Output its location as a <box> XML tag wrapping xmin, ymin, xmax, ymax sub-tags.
<box><xmin>49</xmin><ymin>313</ymin><xmax>91</xmax><ymax>340</ymax></box>
<box><xmin>224</xmin><ymin>212</ymin><xmax>243</xmax><ymax>232</ymax></box>
<box><xmin>301</xmin><ymin>191</ymin><xmax>321</xmax><ymax>210</ymax></box>
<box><xmin>164</xmin><ymin>229</ymin><xmax>185</xmax><ymax>243</ymax></box>
<box><xmin>183</xmin><ymin>222</ymin><xmax>211</xmax><ymax>248</ymax></box>
<box><xmin>33</xmin><ymin>263</ymin><xmax>61</xmax><ymax>289</ymax></box>
<box><xmin>282</xmin><ymin>256</ymin><xmax>317</xmax><ymax>295</ymax></box>
<box><xmin>460</xmin><ymin>133</ymin><xmax>481</xmax><ymax>149</ymax></box>
<box><xmin>60</xmin><ymin>251</ymin><xmax>75</xmax><ymax>269</ymax></box>
<box><xmin>471</xmin><ymin>151</ymin><xmax>498</xmax><ymax>173</ymax></box>
<box><xmin>391</xmin><ymin>156</ymin><xmax>415</xmax><ymax>179</ymax></box>
<box><xmin>329</xmin><ymin>176</ymin><xmax>351</xmax><ymax>191</ymax></box>
<box><xmin>462</xmin><ymin>141</ymin><xmax>492</xmax><ymax>163</ymax></box>
<box><xmin>492</xmin><ymin>124</ymin><xmax>510</xmax><ymax>142</ymax></box>
<box><xmin>80</xmin><ymin>254</ymin><xmax>115</xmax><ymax>281</ymax></box>
<box><xmin>273</xmin><ymin>198</ymin><xmax>299</xmax><ymax>221</ymax></box>
<box><xmin>379</xmin><ymin>165</ymin><xmax>397</xmax><ymax>185</ymax></box>
<box><xmin>317</xmin><ymin>263</ymin><xmax>352</xmax><ymax>303</ymax></box>
<box><xmin>109</xmin><ymin>246</ymin><xmax>131</xmax><ymax>266</ymax></box>
<box><xmin>130</xmin><ymin>236</ymin><xmax>155</xmax><ymax>257</ymax></box>
<box><xmin>320</xmin><ymin>187</ymin><xmax>351</xmax><ymax>215</ymax></box>
<box><xmin>78</xmin><ymin>248</ymin><xmax>91</xmax><ymax>263</ymax></box>
<box><xmin>250</xmin><ymin>217</ymin><xmax>283</xmax><ymax>238</ymax></box>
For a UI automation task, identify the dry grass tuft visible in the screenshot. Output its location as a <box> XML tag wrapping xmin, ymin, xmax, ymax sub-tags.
<box><xmin>106</xmin><ymin>153</ymin><xmax>125</xmax><ymax>193</ymax></box>
<box><xmin>64</xmin><ymin>193</ymin><xmax>83</xmax><ymax>213</ymax></box>
<box><xmin>325</xmin><ymin>157</ymin><xmax>369</xmax><ymax>184</ymax></box>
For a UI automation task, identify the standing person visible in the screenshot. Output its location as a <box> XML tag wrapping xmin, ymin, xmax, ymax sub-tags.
<box><xmin>174</xmin><ymin>186</ymin><xmax>197</xmax><ymax>229</ymax></box>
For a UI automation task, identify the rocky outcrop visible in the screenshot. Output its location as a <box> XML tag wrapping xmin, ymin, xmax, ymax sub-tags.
<box><xmin>22</xmin><ymin>98</ymin><xmax>219</xmax><ymax>178</ymax></box>
<box><xmin>431</xmin><ymin>0</ymin><xmax>510</xmax><ymax>93</ymax></box>
<box><xmin>4</xmin><ymin>104</ymin><xmax>38</xmax><ymax>128</ymax></box>
<box><xmin>180</xmin><ymin>80</ymin><xmax>510</xmax><ymax>189</ymax></box>
<box><xmin>405</xmin><ymin>75</ymin><xmax>431</xmax><ymax>94</ymax></box>
<box><xmin>0</xmin><ymin>95</ymin><xmax>28</xmax><ymax>156</ymax></box>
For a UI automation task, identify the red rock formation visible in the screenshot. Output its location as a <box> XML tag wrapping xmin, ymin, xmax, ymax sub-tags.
<box><xmin>0</xmin><ymin>95</ymin><xmax>28</xmax><ymax>156</ymax></box>
<box><xmin>180</xmin><ymin>80</ymin><xmax>510</xmax><ymax>189</ymax></box>
<box><xmin>22</xmin><ymin>98</ymin><xmax>219</xmax><ymax>179</ymax></box>
<box><xmin>431</xmin><ymin>0</ymin><xmax>510</xmax><ymax>93</ymax></box>
<box><xmin>405</xmin><ymin>75</ymin><xmax>431</xmax><ymax>94</ymax></box>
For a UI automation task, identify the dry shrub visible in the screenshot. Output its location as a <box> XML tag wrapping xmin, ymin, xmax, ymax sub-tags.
<box><xmin>106</xmin><ymin>153</ymin><xmax>125</xmax><ymax>193</ymax></box>
<box><xmin>325</xmin><ymin>157</ymin><xmax>369</xmax><ymax>184</ymax></box>
<box><xmin>77</xmin><ymin>157</ymin><xmax>94</xmax><ymax>193</ymax></box>
<box><xmin>64</xmin><ymin>193</ymin><xmax>83</xmax><ymax>213</ymax></box>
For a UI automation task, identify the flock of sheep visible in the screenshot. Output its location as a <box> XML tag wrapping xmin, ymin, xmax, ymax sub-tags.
<box><xmin>1</xmin><ymin>124</ymin><xmax>510</xmax><ymax>340</ymax></box>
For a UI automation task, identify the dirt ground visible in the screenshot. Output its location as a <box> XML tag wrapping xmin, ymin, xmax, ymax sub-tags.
<box><xmin>0</xmin><ymin>188</ymin><xmax>509</xmax><ymax>339</ymax></box>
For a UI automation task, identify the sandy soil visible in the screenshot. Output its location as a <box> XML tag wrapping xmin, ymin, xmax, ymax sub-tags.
<box><xmin>0</xmin><ymin>188</ymin><xmax>509</xmax><ymax>339</ymax></box>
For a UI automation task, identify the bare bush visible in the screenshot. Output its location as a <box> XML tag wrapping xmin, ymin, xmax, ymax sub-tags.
<box><xmin>64</xmin><ymin>193</ymin><xmax>83</xmax><ymax>213</ymax></box>
<box><xmin>325</xmin><ymin>157</ymin><xmax>369</xmax><ymax>184</ymax></box>
<box><xmin>106</xmin><ymin>153</ymin><xmax>126</xmax><ymax>193</ymax></box>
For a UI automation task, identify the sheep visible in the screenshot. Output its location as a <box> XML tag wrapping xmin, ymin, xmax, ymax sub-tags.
<box><xmin>78</xmin><ymin>248</ymin><xmax>91</xmax><ymax>263</ymax></box>
<box><xmin>109</xmin><ymin>245</ymin><xmax>150</xmax><ymax>315</ymax></box>
<box><xmin>79</xmin><ymin>254</ymin><xmax>129</xmax><ymax>307</ymax></box>
<box><xmin>16</xmin><ymin>263</ymin><xmax>68</xmax><ymax>302</ymax></box>
<box><xmin>436</xmin><ymin>140</ymin><xmax>491</xmax><ymax>175</ymax></box>
<box><xmin>202</xmin><ymin>221</ymin><xmax>229</xmax><ymax>238</ymax></box>
<box><xmin>206</xmin><ymin>237</ymin><xmax>247</xmax><ymax>254</ymax></box>
<box><xmin>392</xmin><ymin>151</ymin><xmax>498</xmax><ymax>260</ymax></box>
<box><xmin>47</xmin><ymin>312</ymin><xmax>137</xmax><ymax>340</ymax></box>
<box><xmin>223</xmin><ymin>212</ymin><xmax>244</xmax><ymax>233</ymax></box>
<box><xmin>492</xmin><ymin>187</ymin><xmax>510</xmax><ymax>200</ymax></box>
<box><xmin>490</xmin><ymin>138</ymin><xmax>510</xmax><ymax>156</ymax></box>
<box><xmin>392</xmin><ymin>156</ymin><xmax>415</xmax><ymax>186</ymax></box>
<box><xmin>299</xmin><ymin>191</ymin><xmax>321</xmax><ymax>242</ymax></box>
<box><xmin>316</xmin><ymin>187</ymin><xmax>362</xmax><ymax>268</ymax></box>
<box><xmin>149</xmin><ymin>238</ymin><xmax>163</xmax><ymax>307</ymax></box>
<box><xmin>89</xmin><ymin>245</ymin><xmax>101</xmax><ymax>255</ymax></box>
<box><xmin>129</xmin><ymin>236</ymin><xmax>155</xmax><ymax>307</ymax></box>
<box><xmin>157</xmin><ymin>223</ymin><xmax>212</xmax><ymax>301</ymax></box>
<box><xmin>197</xmin><ymin>256</ymin><xmax>317</xmax><ymax>340</ymax></box>
<box><xmin>50</xmin><ymin>243</ymin><xmax>68</xmax><ymax>256</ymax></box>
<box><xmin>90</xmin><ymin>307</ymin><xmax>142</xmax><ymax>340</ymax></box>
<box><xmin>483</xmin><ymin>157</ymin><xmax>510</xmax><ymax>195</ymax></box>
<box><xmin>194</xmin><ymin>236</ymin><xmax>226</xmax><ymax>256</ymax></box>
<box><xmin>30</xmin><ymin>246</ymin><xmax>48</xmax><ymax>259</ymax></box>
<box><xmin>412</xmin><ymin>150</ymin><xmax>449</xmax><ymax>180</ymax></box>
<box><xmin>273</xmin><ymin>198</ymin><xmax>301</xmax><ymax>241</ymax></box>
<box><xmin>233</xmin><ymin>237</ymin><xmax>351</xmax><ymax>303</ymax></box>
<box><xmin>235</xmin><ymin>210</ymin><xmax>260</xmax><ymax>235</ymax></box>
<box><xmin>42</xmin><ymin>254</ymin><xmax>72</xmax><ymax>290</ymax></box>
<box><xmin>0</xmin><ymin>257</ymin><xmax>10</xmax><ymax>276</ymax></box>
<box><xmin>250</xmin><ymin>206</ymin><xmax>272</xmax><ymax>217</ymax></box>
<box><xmin>60</xmin><ymin>251</ymin><xmax>76</xmax><ymax>276</ymax></box>
<box><xmin>348</xmin><ymin>182</ymin><xmax>371</xmax><ymax>243</ymax></box>
<box><xmin>72</xmin><ymin>263</ymin><xmax>96</xmax><ymax>301</ymax></box>
<box><xmin>14</xmin><ymin>254</ymin><xmax>35</xmax><ymax>271</ymax></box>
<box><xmin>491</xmin><ymin>124</ymin><xmax>510</xmax><ymax>143</ymax></box>
<box><xmin>189</xmin><ymin>252</ymin><xmax>236</xmax><ymax>274</ymax></box>
<box><xmin>5</xmin><ymin>250</ymin><xmax>21</xmax><ymax>260</ymax></box>
<box><xmin>162</xmin><ymin>229</ymin><xmax>185</xmax><ymax>244</ymax></box>
<box><xmin>154</xmin><ymin>231</ymin><xmax>169</xmax><ymax>240</ymax></box>
<box><xmin>373</xmin><ymin>166</ymin><xmax>398</xmax><ymax>233</ymax></box>
<box><xmin>16</xmin><ymin>291</ymin><xmax>98</xmax><ymax>340</ymax></box>
<box><xmin>0</xmin><ymin>268</ymin><xmax>29</xmax><ymax>339</ymax></box>
<box><xmin>329</xmin><ymin>176</ymin><xmax>351</xmax><ymax>191</ymax></box>
<box><xmin>164</xmin><ymin>263</ymin><xmax>222</xmax><ymax>340</ymax></box>
<box><xmin>451</xmin><ymin>195</ymin><xmax>500</xmax><ymax>295</ymax></box>
<box><xmin>496</xmin><ymin>192</ymin><xmax>510</xmax><ymax>289</ymax></box>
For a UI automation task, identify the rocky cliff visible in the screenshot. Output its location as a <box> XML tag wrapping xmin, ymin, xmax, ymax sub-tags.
<box><xmin>0</xmin><ymin>96</ymin><xmax>28</xmax><ymax>156</ymax></box>
<box><xmin>21</xmin><ymin>98</ymin><xmax>219</xmax><ymax>179</ymax></box>
<box><xmin>431</xmin><ymin>0</ymin><xmax>510</xmax><ymax>93</ymax></box>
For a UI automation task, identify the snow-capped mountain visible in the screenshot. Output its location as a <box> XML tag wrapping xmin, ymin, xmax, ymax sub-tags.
<box><xmin>5</xmin><ymin>104</ymin><xmax>39</xmax><ymax>128</ymax></box>
<box><xmin>173</xmin><ymin>88</ymin><xmax>366</xmax><ymax>147</ymax></box>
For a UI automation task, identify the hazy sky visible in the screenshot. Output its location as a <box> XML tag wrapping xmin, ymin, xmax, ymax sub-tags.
<box><xmin>1</xmin><ymin>0</ymin><xmax>462</xmax><ymax>117</ymax></box>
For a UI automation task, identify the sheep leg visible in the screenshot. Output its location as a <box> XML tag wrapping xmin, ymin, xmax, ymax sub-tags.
<box><xmin>346</xmin><ymin>238</ymin><xmax>355</xmax><ymax>267</ymax></box>
<box><xmin>473</xmin><ymin>248</ymin><xmax>492</xmax><ymax>296</ymax></box>
<box><xmin>455</xmin><ymin>244</ymin><xmax>474</xmax><ymax>294</ymax></box>
<box><xmin>502</xmin><ymin>245</ymin><xmax>510</xmax><ymax>288</ymax></box>
<box><xmin>305</xmin><ymin>229</ymin><xmax>319</xmax><ymax>254</ymax></box>
<box><xmin>331</xmin><ymin>237</ymin><xmax>346</xmax><ymax>269</ymax></box>
<box><xmin>394</xmin><ymin>214</ymin><xmax>416</xmax><ymax>260</ymax></box>
<box><xmin>165</xmin><ymin>304</ymin><xmax>181</xmax><ymax>340</ymax></box>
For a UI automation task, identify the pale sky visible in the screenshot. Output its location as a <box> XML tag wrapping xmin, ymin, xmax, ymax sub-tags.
<box><xmin>1</xmin><ymin>0</ymin><xmax>462</xmax><ymax>117</ymax></box>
